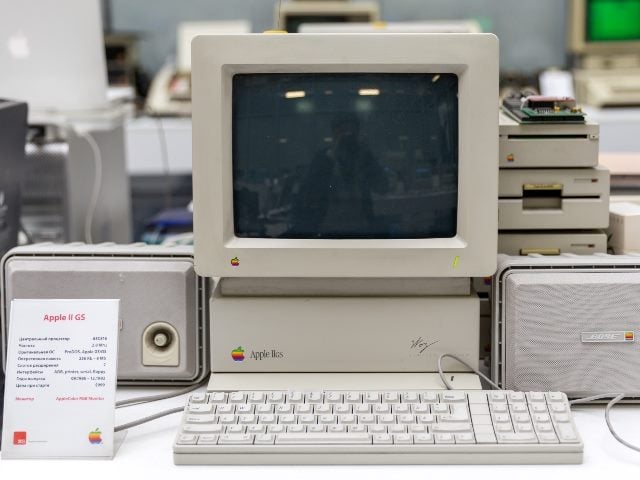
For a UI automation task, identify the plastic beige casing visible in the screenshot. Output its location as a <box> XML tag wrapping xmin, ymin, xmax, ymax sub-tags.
<box><xmin>191</xmin><ymin>33</ymin><xmax>499</xmax><ymax>278</ymax></box>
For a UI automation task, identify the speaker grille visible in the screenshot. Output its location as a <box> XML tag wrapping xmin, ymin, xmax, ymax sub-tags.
<box><xmin>505</xmin><ymin>271</ymin><xmax>640</xmax><ymax>397</ymax></box>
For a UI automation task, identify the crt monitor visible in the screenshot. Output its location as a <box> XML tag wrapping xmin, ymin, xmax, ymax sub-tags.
<box><xmin>276</xmin><ymin>1</ymin><xmax>380</xmax><ymax>32</ymax></box>
<box><xmin>567</xmin><ymin>0</ymin><xmax>640</xmax><ymax>54</ymax></box>
<box><xmin>191</xmin><ymin>33</ymin><xmax>498</xmax><ymax>279</ymax></box>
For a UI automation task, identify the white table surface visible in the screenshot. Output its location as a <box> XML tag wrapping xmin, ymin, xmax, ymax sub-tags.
<box><xmin>1</xmin><ymin>387</ymin><xmax>639</xmax><ymax>479</ymax></box>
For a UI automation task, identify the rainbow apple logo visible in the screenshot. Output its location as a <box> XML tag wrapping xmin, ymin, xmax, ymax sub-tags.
<box><xmin>231</xmin><ymin>346</ymin><xmax>245</xmax><ymax>361</ymax></box>
<box><xmin>88</xmin><ymin>428</ymin><xmax>102</xmax><ymax>444</ymax></box>
<box><xmin>230</xmin><ymin>257</ymin><xmax>240</xmax><ymax>267</ymax></box>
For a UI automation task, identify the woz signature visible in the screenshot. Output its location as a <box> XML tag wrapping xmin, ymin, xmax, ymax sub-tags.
<box><xmin>410</xmin><ymin>336</ymin><xmax>439</xmax><ymax>354</ymax></box>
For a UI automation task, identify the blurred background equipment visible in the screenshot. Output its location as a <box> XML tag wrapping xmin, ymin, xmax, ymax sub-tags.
<box><xmin>0</xmin><ymin>100</ymin><xmax>28</xmax><ymax>259</ymax></box>
<box><xmin>276</xmin><ymin>0</ymin><xmax>379</xmax><ymax>32</ymax></box>
<box><xmin>567</xmin><ymin>0</ymin><xmax>640</xmax><ymax>107</ymax></box>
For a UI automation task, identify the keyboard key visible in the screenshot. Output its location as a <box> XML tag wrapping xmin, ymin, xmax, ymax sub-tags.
<box><xmin>188</xmin><ymin>404</ymin><xmax>214</xmax><ymax>414</ymax></box>
<box><xmin>228</xmin><ymin>392</ymin><xmax>246</xmax><ymax>403</ymax></box>
<box><xmin>217</xmin><ymin>405</ymin><xmax>234</xmax><ymax>415</ymax></box>
<box><xmin>393</xmin><ymin>404</ymin><xmax>411</xmax><ymax>414</ymax></box>
<box><xmin>494</xmin><ymin>424</ymin><xmax>513</xmax><ymax>433</ymax></box>
<box><xmin>177</xmin><ymin>434</ymin><xmax>198</xmax><ymax>445</ymax></box>
<box><xmin>279</xmin><ymin>414</ymin><xmax>296</xmax><ymax>424</ymax></box>
<box><xmin>527</xmin><ymin>392</ymin><xmax>545</xmax><ymax>403</ymax></box>
<box><xmin>185</xmin><ymin>414</ymin><xmax>215</xmax><ymax>424</ymax></box>
<box><xmin>368</xmin><ymin>425</ymin><xmax>386</xmax><ymax>434</ymax></box>
<box><xmin>308</xmin><ymin>425</ymin><xmax>325</xmax><ymax>433</ymax></box>
<box><xmin>276</xmin><ymin>404</ymin><xmax>294</xmax><ymax>415</ymax></box>
<box><xmin>393</xmin><ymin>433</ymin><xmax>412</xmax><ymax>444</ymax></box>
<box><xmin>295</xmin><ymin>404</ymin><xmax>313</xmax><ymax>415</ymax></box>
<box><xmin>299</xmin><ymin>414</ymin><xmax>315</xmax><ymax>424</ymax></box>
<box><xmin>183</xmin><ymin>424</ymin><xmax>224</xmax><ymax>434</ymax></box>
<box><xmin>354</xmin><ymin>404</ymin><xmax>371</xmax><ymax>414</ymax></box>
<box><xmin>197</xmin><ymin>434</ymin><xmax>218</xmax><ymax>445</ymax></box>
<box><xmin>307</xmin><ymin>392</ymin><xmax>323</xmax><ymax>404</ymax></box>
<box><xmin>238</xmin><ymin>414</ymin><xmax>256</xmax><ymax>426</ymax></box>
<box><xmin>287</xmin><ymin>425</ymin><xmax>305</xmax><ymax>433</ymax></box>
<box><xmin>421</xmin><ymin>392</ymin><xmax>438</xmax><ymax>403</ymax></box>
<box><xmin>489</xmin><ymin>392</ymin><xmax>507</xmax><ymax>403</ymax></box>
<box><xmin>470</xmin><ymin>404</ymin><xmax>489</xmax><ymax>415</ymax></box>
<box><xmin>412</xmin><ymin>404</ymin><xmax>430</xmax><ymax>414</ymax></box>
<box><xmin>455</xmin><ymin>433</ymin><xmax>475</xmax><ymax>444</ymax></box>
<box><xmin>417</xmin><ymin>414</ymin><xmax>435</xmax><ymax>424</ymax></box>
<box><xmin>378</xmin><ymin>414</ymin><xmax>395</xmax><ymax>424</ymax></box>
<box><xmin>388</xmin><ymin>425</ymin><xmax>406</xmax><ymax>434</ymax></box>
<box><xmin>373</xmin><ymin>404</ymin><xmax>391</xmax><ymax>414</ymax></box>
<box><xmin>510</xmin><ymin>404</ymin><xmax>528</xmax><ymax>413</ymax></box>
<box><xmin>267</xmin><ymin>425</ymin><xmax>285</xmax><ymax>434</ymax></box>
<box><xmin>496</xmin><ymin>432</ymin><xmax>537</xmax><ymax>444</ymax></box>
<box><xmin>277</xmin><ymin>433</ymin><xmax>372</xmax><ymax>445</ymax></box>
<box><xmin>490</xmin><ymin>404</ymin><xmax>508</xmax><ymax>414</ymax></box>
<box><xmin>531</xmin><ymin>404</ymin><xmax>547</xmax><ymax>413</ymax></box>
<box><xmin>349</xmin><ymin>425</ymin><xmax>367</xmax><ymax>433</ymax></box>
<box><xmin>475</xmin><ymin>433</ymin><xmax>497</xmax><ymax>444</ymax></box>
<box><xmin>218</xmin><ymin>414</ymin><xmax>236</xmax><ymax>424</ymax></box>
<box><xmin>319</xmin><ymin>414</ymin><xmax>336</xmax><ymax>424</ymax></box>
<box><xmin>256</xmin><ymin>404</ymin><xmax>273</xmax><ymax>414</ymax></box>
<box><xmin>190</xmin><ymin>393</ymin><xmax>207</xmax><ymax>404</ymax></box>
<box><xmin>218</xmin><ymin>434</ymin><xmax>253</xmax><ymax>445</ymax></box>
<box><xmin>246</xmin><ymin>425</ymin><xmax>266</xmax><ymax>434</ymax></box>
<box><xmin>334</xmin><ymin>404</ymin><xmax>351</xmax><ymax>415</ymax></box>
<box><xmin>414</xmin><ymin>433</ymin><xmax>434</xmax><ymax>444</ymax></box>
<box><xmin>359</xmin><ymin>414</ymin><xmax>376</xmax><ymax>424</ymax></box>
<box><xmin>402</xmin><ymin>392</ymin><xmax>419</xmax><ymax>403</ymax></box>
<box><xmin>254</xmin><ymin>434</ymin><xmax>275</xmax><ymax>445</ymax></box>
<box><xmin>439</xmin><ymin>413</ymin><xmax>470</xmax><ymax>423</ymax></box>
<box><xmin>364</xmin><ymin>392</ymin><xmax>381</xmax><ymax>403</ymax></box>
<box><xmin>267</xmin><ymin>392</ymin><xmax>285</xmax><ymax>404</ymax></box>
<box><xmin>409</xmin><ymin>425</ymin><xmax>427</xmax><ymax>434</ymax></box>
<box><xmin>383</xmin><ymin>392</ymin><xmax>400</xmax><ymax>403</ymax></box>
<box><xmin>537</xmin><ymin>432</ymin><xmax>559</xmax><ymax>444</ymax></box>
<box><xmin>493</xmin><ymin>413</ymin><xmax>511</xmax><ymax>423</ymax></box>
<box><xmin>513</xmin><ymin>414</ymin><xmax>532</xmax><ymax>424</ymax></box>
<box><xmin>553</xmin><ymin>414</ymin><xmax>570</xmax><ymax>423</ymax></box>
<box><xmin>209</xmin><ymin>392</ymin><xmax>227</xmax><ymax>403</ymax></box>
<box><xmin>551</xmin><ymin>404</ymin><xmax>567</xmax><ymax>413</ymax></box>
<box><xmin>508</xmin><ymin>392</ymin><xmax>526</xmax><ymax>403</ymax></box>
<box><xmin>373</xmin><ymin>433</ymin><xmax>392</xmax><ymax>444</ymax></box>
<box><xmin>344</xmin><ymin>392</ymin><xmax>361</xmax><ymax>403</ymax></box>
<box><xmin>442</xmin><ymin>392</ymin><xmax>466</xmax><ymax>402</ymax></box>
<box><xmin>546</xmin><ymin>392</ymin><xmax>565</xmax><ymax>403</ymax></box>
<box><xmin>315</xmin><ymin>404</ymin><xmax>332</xmax><ymax>415</ymax></box>
<box><xmin>226</xmin><ymin>425</ymin><xmax>245</xmax><ymax>434</ymax></box>
<box><xmin>535</xmin><ymin>423</ymin><xmax>554</xmax><ymax>433</ymax></box>
<box><xmin>326</xmin><ymin>392</ymin><xmax>342</xmax><ymax>403</ymax></box>
<box><xmin>432</xmin><ymin>403</ymin><xmax>449</xmax><ymax>414</ymax></box>
<box><xmin>236</xmin><ymin>404</ymin><xmax>254</xmax><ymax>414</ymax></box>
<box><xmin>287</xmin><ymin>391</ymin><xmax>304</xmax><ymax>404</ymax></box>
<box><xmin>556</xmin><ymin>424</ymin><xmax>580</xmax><ymax>443</ymax></box>
<box><xmin>432</xmin><ymin>423</ymin><xmax>472</xmax><ymax>433</ymax></box>
<box><xmin>259</xmin><ymin>414</ymin><xmax>276</xmax><ymax>424</ymax></box>
<box><xmin>328</xmin><ymin>425</ymin><xmax>347</xmax><ymax>433</ymax></box>
<box><xmin>435</xmin><ymin>433</ymin><xmax>455</xmax><ymax>444</ymax></box>
<box><xmin>338</xmin><ymin>414</ymin><xmax>356</xmax><ymax>425</ymax></box>
<box><xmin>248</xmin><ymin>392</ymin><xmax>265</xmax><ymax>404</ymax></box>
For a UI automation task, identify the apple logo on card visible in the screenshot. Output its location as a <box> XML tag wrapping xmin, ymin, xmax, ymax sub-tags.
<box><xmin>7</xmin><ymin>32</ymin><xmax>30</xmax><ymax>59</ymax></box>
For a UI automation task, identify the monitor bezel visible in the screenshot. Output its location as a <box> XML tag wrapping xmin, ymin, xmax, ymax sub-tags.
<box><xmin>192</xmin><ymin>33</ymin><xmax>498</xmax><ymax>278</ymax></box>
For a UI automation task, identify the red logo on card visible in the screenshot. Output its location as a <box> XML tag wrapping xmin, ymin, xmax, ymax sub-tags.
<box><xmin>13</xmin><ymin>431</ymin><xmax>27</xmax><ymax>445</ymax></box>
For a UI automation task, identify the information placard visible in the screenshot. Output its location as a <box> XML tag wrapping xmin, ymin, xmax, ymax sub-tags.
<box><xmin>1</xmin><ymin>299</ymin><xmax>119</xmax><ymax>459</ymax></box>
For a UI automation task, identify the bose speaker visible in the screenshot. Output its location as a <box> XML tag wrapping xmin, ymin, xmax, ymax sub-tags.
<box><xmin>1</xmin><ymin>243</ymin><xmax>209</xmax><ymax>385</ymax></box>
<box><xmin>493</xmin><ymin>254</ymin><xmax>640</xmax><ymax>398</ymax></box>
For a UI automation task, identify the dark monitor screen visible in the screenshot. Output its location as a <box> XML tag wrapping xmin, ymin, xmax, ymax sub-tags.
<box><xmin>284</xmin><ymin>15</ymin><xmax>373</xmax><ymax>33</ymax></box>
<box><xmin>587</xmin><ymin>0</ymin><xmax>640</xmax><ymax>41</ymax></box>
<box><xmin>232</xmin><ymin>73</ymin><xmax>459</xmax><ymax>239</ymax></box>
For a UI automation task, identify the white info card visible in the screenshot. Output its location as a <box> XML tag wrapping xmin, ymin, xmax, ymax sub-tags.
<box><xmin>2</xmin><ymin>299</ymin><xmax>119</xmax><ymax>459</ymax></box>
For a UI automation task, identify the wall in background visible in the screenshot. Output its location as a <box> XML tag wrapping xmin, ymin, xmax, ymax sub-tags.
<box><xmin>110</xmin><ymin>0</ymin><xmax>568</xmax><ymax>76</ymax></box>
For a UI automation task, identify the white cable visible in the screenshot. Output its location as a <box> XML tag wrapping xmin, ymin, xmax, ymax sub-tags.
<box><xmin>571</xmin><ymin>392</ymin><xmax>640</xmax><ymax>453</ymax></box>
<box><xmin>437</xmin><ymin>353</ymin><xmax>501</xmax><ymax>390</ymax></box>
<box><xmin>116</xmin><ymin>380</ymin><xmax>206</xmax><ymax>408</ymax></box>
<box><xmin>114</xmin><ymin>406</ymin><xmax>184</xmax><ymax>432</ymax></box>
<box><xmin>76</xmin><ymin>130</ymin><xmax>102</xmax><ymax>244</ymax></box>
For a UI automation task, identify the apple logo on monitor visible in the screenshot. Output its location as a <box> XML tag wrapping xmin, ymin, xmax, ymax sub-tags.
<box><xmin>7</xmin><ymin>32</ymin><xmax>29</xmax><ymax>59</ymax></box>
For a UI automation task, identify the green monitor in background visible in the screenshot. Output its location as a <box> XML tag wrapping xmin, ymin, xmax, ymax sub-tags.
<box><xmin>568</xmin><ymin>0</ymin><xmax>640</xmax><ymax>54</ymax></box>
<box><xmin>587</xmin><ymin>0</ymin><xmax>640</xmax><ymax>42</ymax></box>
<box><xmin>586</xmin><ymin>0</ymin><xmax>640</xmax><ymax>42</ymax></box>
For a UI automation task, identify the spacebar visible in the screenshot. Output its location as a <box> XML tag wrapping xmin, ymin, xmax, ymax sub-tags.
<box><xmin>275</xmin><ymin>433</ymin><xmax>372</xmax><ymax>445</ymax></box>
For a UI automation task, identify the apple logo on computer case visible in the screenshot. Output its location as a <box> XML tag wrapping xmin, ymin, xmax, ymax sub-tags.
<box><xmin>7</xmin><ymin>31</ymin><xmax>30</xmax><ymax>59</ymax></box>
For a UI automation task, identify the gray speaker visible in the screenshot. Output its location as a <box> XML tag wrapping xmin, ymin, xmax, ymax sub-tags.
<box><xmin>493</xmin><ymin>254</ymin><xmax>640</xmax><ymax>398</ymax></box>
<box><xmin>1</xmin><ymin>243</ymin><xmax>209</xmax><ymax>385</ymax></box>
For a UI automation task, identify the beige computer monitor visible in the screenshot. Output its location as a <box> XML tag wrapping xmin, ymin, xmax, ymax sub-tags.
<box><xmin>176</xmin><ymin>20</ymin><xmax>251</xmax><ymax>73</ymax></box>
<box><xmin>275</xmin><ymin>1</ymin><xmax>379</xmax><ymax>32</ymax></box>
<box><xmin>191</xmin><ymin>34</ymin><xmax>498</xmax><ymax>279</ymax></box>
<box><xmin>567</xmin><ymin>0</ymin><xmax>640</xmax><ymax>55</ymax></box>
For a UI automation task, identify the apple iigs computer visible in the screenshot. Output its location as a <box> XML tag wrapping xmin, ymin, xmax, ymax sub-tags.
<box><xmin>175</xmin><ymin>33</ymin><xmax>583</xmax><ymax>464</ymax></box>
